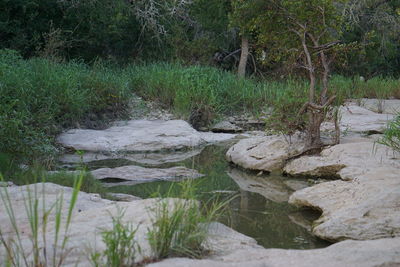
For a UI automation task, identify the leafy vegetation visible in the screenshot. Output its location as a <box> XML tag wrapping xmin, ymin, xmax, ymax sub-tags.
<box><xmin>379</xmin><ymin>114</ymin><xmax>400</xmax><ymax>152</ymax></box>
<box><xmin>147</xmin><ymin>180</ymin><xmax>231</xmax><ymax>260</ymax></box>
<box><xmin>90</xmin><ymin>209</ymin><xmax>141</xmax><ymax>267</ymax></box>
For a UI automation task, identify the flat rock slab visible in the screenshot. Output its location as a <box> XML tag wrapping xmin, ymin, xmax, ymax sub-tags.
<box><xmin>226</xmin><ymin>135</ymin><xmax>305</xmax><ymax>172</ymax></box>
<box><xmin>211</xmin><ymin>121</ymin><xmax>243</xmax><ymax>133</ymax></box>
<box><xmin>354</xmin><ymin>98</ymin><xmax>400</xmax><ymax>115</ymax></box>
<box><xmin>322</xmin><ymin>104</ymin><xmax>395</xmax><ymax>134</ymax></box>
<box><xmin>0</xmin><ymin>183</ymin><xmax>259</xmax><ymax>266</ymax></box>
<box><xmin>284</xmin><ymin>141</ymin><xmax>400</xmax><ymax>180</ymax></box>
<box><xmin>285</xmin><ymin>141</ymin><xmax>400</xmax><ymax>241</ymax></box>
<box><xmin>149</xmin><ymin>237</ymin><xmax>400</xmax><ymax>267</ymax></box>
<box><xmin>290</xmin><ymin>168</ymin><xmax>400</xmax><ymax>241</ymax></box>
<box><xmin>57</xmin><ymin>120</ymin><xmax>236</xmax><ymax>152</ymax></box>
<box><xmin>91</xmin><ymin>165</ymin><xmax>204</xmax><ymax>186</ymax></box>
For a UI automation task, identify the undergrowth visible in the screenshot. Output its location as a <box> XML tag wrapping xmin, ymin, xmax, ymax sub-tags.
<box><xmin>378</xmin><ymin>114</ymin><xmax>400</xmax><ymax>152</ymax></box>
<box><xmin>1</xmin><ymin>49</ymin><xmax>399</xmax><ymax>165</ymax></box>
<box><xmin>147</xmin><ymin>180</ymin><xmax>232</xmax><ymax>260</ymax></box>
<box><xmin>0</xmin><ymin>173</ymin><xmax>83</xmax><ymax>266</ymax></box>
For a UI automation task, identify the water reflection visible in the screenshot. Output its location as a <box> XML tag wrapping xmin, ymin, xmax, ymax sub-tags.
<box><xmin>72</xmin><ymin>144</ymin><xmax>330</xmax><ymax>249</ymax></box>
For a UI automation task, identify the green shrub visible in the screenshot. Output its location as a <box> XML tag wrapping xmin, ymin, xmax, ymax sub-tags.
<box><xmin>90</xmin><ymin>208</ymin><xmax>140</xmax><ymax>267</ymax></box>
<box><xmin>379</xmin><ymin>114</ymin><xmax>400</xmax><ymax>152</ymax></box>
<box><xmin>147</xmin><ymin>181</ymin><xmax>230</xmax><ymax>259</ymax></box>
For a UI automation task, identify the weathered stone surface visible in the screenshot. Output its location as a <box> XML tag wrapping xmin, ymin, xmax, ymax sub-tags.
<box><xmin>226</xmin><ymin>135</ymin><xmax>305</xmax><ymax>172</ymax></box>
<box><xmin>289</xmin><ymin>167</ymin><xmax>400</xmax><ymax>241</ymax></box>
<box><xmin>284</xmin><ymin>142</ymin><xmax>400</xmax><ymax>179</ymax></box>
<box><xmin>285</xmin><ymin>141</ymin><xmax>400</xmax><ymax>241</ymax></box>
<box><xmin>107</xmin><ymin>193</ymin><xmax>142</xmax><ymax>202</ymax></box>
<box><xmin>91</xmin><ymin>165</ymin><xmax>204</xmax><ymax>186</ymax></box>
<box><xmin>0</xmin><ymin>183</ymin><xmax>258</xmax><ymax>267</ymax></box>
<box><xmin>354</xmin><ymin>98</ymin><xmax>400</xmax><ymax>115</ymax></box>
<box><xmin>322</xmin><ymin>104</ymin><xmax>395</xmax><ymax>134</ymax></box>
<box><xmin>149</xmin><ymin>238</ymin><xmax>400</xmax><ymax>267</ymax></box>
<box><xmin>211</xmin><ymin>121</ymin><xmax>243</xmax><ymax>133</ymax></box>
<box><xmin>227</xmin><ymin>168</ymin><xmax>292</xmax><ymax>202</ymax></box>
<box><xmin>57</xmin><ymin>120</ymin><xmax>236</xmax><ymax>153</ymax></box>
<box><xmin>59</xmin><ymin>148</ymin><xmax>204</xmax><ymax>166</ymax></box>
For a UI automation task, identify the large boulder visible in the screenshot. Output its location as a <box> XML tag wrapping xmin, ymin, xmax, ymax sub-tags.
<box><xmin>149</xmin><ymin>237</ymin><xmax>400</xmax><ymax>267</ymax></box>
<box><xmin>284</xmin><ymin>142</ymin><xmax>400</xmax><ymax>179</ymax></box>
<box><xmin>0</xmin><ymin>183</ymin><xmax>259</xmax><ymax>266</ymax></box>
<box><xmin>91</xmin><ymin>165</ymin><xmax>204</xmax><ymax>186</ymax></box>
<box><xmin>226</xmin><ymin>135</ymin><xmax>305</xmax><ymax>172</ymax></box>
<box><xmin>57</xmin><ymin>120</ymin><xmax>236</xmax><ymax>153</ymax></box>
<box><xmin>285</xmin><ymin>141</ymin><xmax>400</xmax><ymax>241</ymax></box>
<box><xmin>289</xmin><ymin>167</ymin><xmax>400</xmax><ymax>241</ymax></box>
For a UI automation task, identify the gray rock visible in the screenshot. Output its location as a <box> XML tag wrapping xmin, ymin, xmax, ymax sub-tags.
<box><xmin>57</xmin><ymin>120</ymin><xmax>236</xmax><ymax>153</ymax></box>
<box><xmin>321</xmin><ymin>104</ymin><xmax>395</xmax><ymax>134</ymax></box>
<box><xmin>0</xmin><ymin>181</ymin><xmax>14</xmax><ymax>187</ymax></box>
<box><xmin>289</xmin><ymin>167</ymin><xmax>400</xmax><ymax>242</ymax></box>
<box><xmin>149</xmin><ymin>238</ymin><xmax>400</xmax><ymax>267</ymax></box>
<box><xmin>354</xmin><ymin>98</ymin><xmax>400</xmax><ymax>115</ymax></box>
<box><xmin>211</xmin><ymin>121</ymin><xmax>243</xmax><ymax>133</ymax></box>
<box><xmin>91</xmin><ymin>165</ymin><xmax>204</xmax><ymax>186</ymax></box>
<box><xmin>226</xmin><ymin>135</ymin><xmax>305</xmax><ymax>172</ymax></box>
<box><xmin>0</xmin><ymin>183</ymin><xmax>258</xmax><ymax>266</ymax></box>
<box><xmin>286</xmin><ymin>141</ymin><xmax>400</xmax><ymax>241</ymax></box>
<box><xmin>284</xmin><ymin>142</ymin><xmax>400</xmax><ymax>179</ymax></box>
<box><xmin>107</xmin><ymin>193</ymin><xmax>142</xmax><ymax>202</ymax></box>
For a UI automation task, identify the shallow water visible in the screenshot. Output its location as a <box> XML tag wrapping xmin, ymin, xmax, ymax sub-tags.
<box><xmin>90</xmin><ymin>144</ymin><xmax>331</xmax><ymax>249</ymax></box>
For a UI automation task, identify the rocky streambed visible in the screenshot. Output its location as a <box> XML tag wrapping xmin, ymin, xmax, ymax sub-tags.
<box><xmin>1</xmin><ymin>99</ymin><xmax>399</xmax><ymax>266</ymax></box>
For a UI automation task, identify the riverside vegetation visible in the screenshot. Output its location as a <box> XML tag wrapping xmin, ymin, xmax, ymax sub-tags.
<box><xmin>1</xmin><ymin>49</ymin><xmax>399</xmax><ymax>168</ymax></box>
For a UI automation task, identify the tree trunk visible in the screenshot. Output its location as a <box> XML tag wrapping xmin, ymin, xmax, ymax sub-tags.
<box><xmin>238</xmin><ymin>36</ymin><xmax>249</xmax><ymax>77</ymax></box>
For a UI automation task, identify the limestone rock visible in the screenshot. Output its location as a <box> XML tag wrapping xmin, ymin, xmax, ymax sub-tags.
<box><xmin>57</xmin><ymin>120</ymin><xmax>236</xmax><ymax>153</ymax></box>
<box><xmin>91</xmin><ymin>165</ymin><xmax>204</xmax><ymax>186</ymax></box>
<box><xmin>211</xmin><ymin>121</ymin><xmax>243</xmax><ymax>133</ymax></box>
<box><xmin>0</xmin><ymin>183</ymin><xmax>258</xmax><ymax>266</ymax></box>
<box><xmin>285</xmin><ymin>141</ymin><xmax>400</xmax><ymax>241</ymax></box>
<box><xmin>353</xmin><ymin>98</ymin><xmax>400</xmax><ymax>115</ymax></box>
<box><xmin>284</xmin><ymin>142</ymin><xmax>400</xmax><ymax>179</ymax></box>
<box><xmin>289</xmin><ymin>167</ymin><xmax>400</xmax><ymax>241</ymax></box>
<box><xmin>322</xmin><ymin>105</ymin><xmax>394</xmax><ymax>134</ymax></box>
<box><xmin>149</xmin><ymin>238</ymin><xmax>400</xmax><ymax>267</ymax></box>
<box><xmin>226</xmin><ymin>135</ymin><xmax>305</xmax><ymax>172</ymax></box>
<box><xmin>107</xmin><ymin>193</ymin><xmax>142</xmax><ymax>202</ymax></box>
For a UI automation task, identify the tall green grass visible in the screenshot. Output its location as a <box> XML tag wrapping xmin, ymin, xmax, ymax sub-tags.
<box><xmin>378</xmin><ymin>114</ymin><xmax>400</xmax><ymax>152</ymax></box>
<box><xmin>0</xmin><ymin>173</ymin><xmax>83</xmax><ymax>266</ymax></box>
<box><xmin>1</xmin><ymin>50</ymin><xmax>399</xmax><ymax>164</ymax></box>
<box><xmin>0</xmin><ymin>49</ymin><xmax>131</xmax><ymax>162</ymax></box>
<box><xmin>147</xmin><ymin>180</ymin><xmax>232</xmax><ymax>260</ymax></box>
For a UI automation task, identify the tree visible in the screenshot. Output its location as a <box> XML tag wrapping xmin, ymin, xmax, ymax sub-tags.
<box><xmin>229</xmin><ymin>0</ymin><xmax>265</xmax><ymax>77</ymax></box>
<box><xmin>341</xmin><ymin>0</ymin><xmax>400</xmax><ymax>77</ymax></box>
<box><xmin>234</xmin><ymin>0</ymin><xmax>345</xmax><ymax>147</ymax></box>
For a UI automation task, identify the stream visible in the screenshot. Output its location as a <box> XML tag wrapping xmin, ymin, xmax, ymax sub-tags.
<box><xmin>65</xmin><ymin>142</ymin><xmax>330</xmax><ymax>249</ymax></box>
